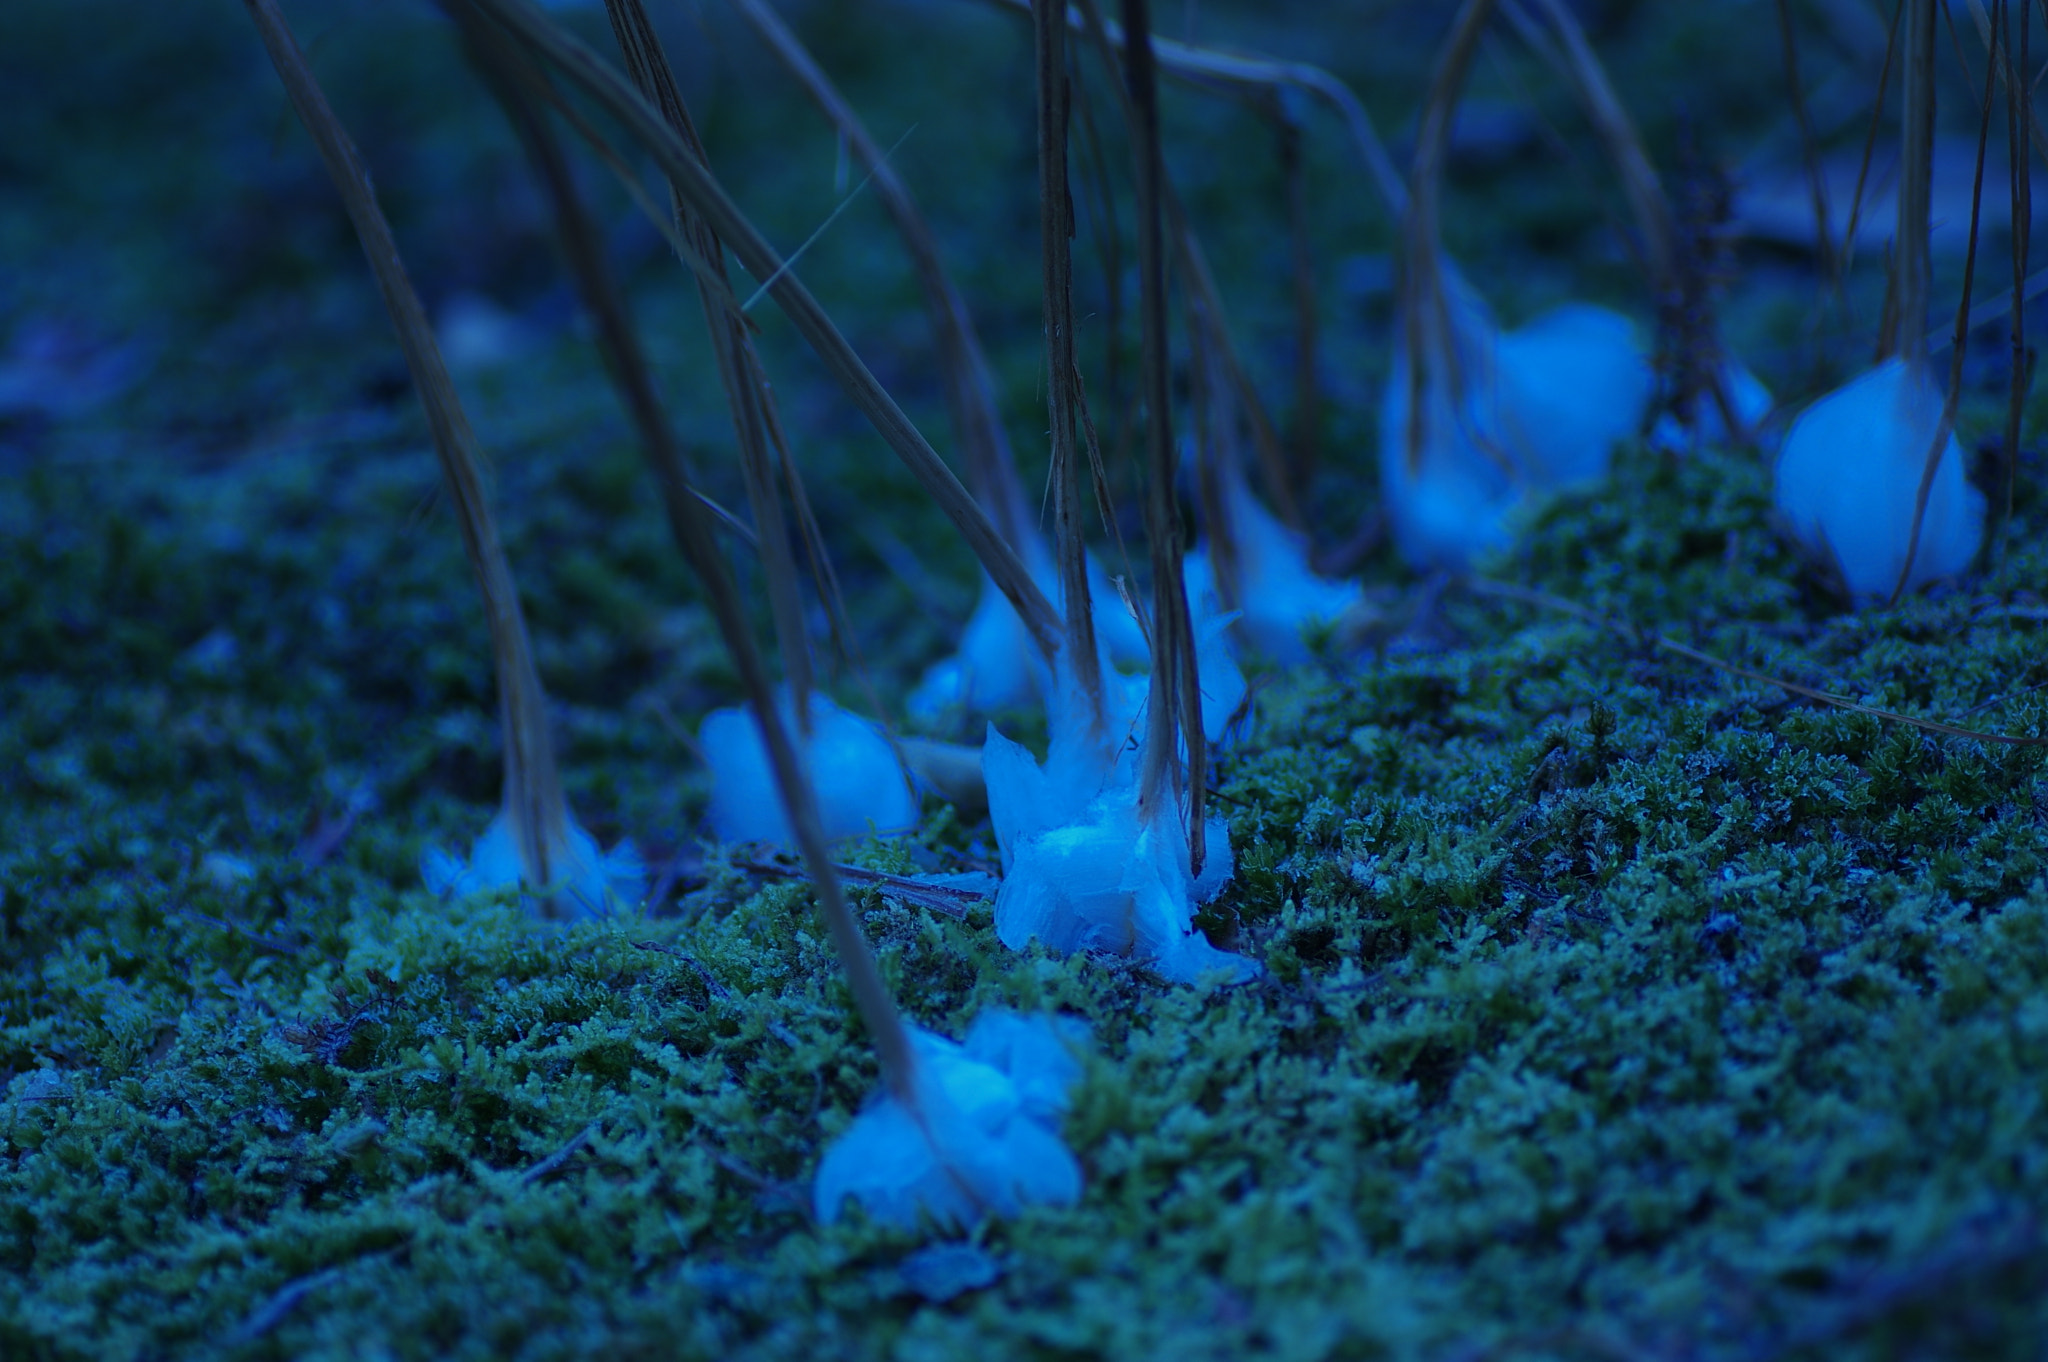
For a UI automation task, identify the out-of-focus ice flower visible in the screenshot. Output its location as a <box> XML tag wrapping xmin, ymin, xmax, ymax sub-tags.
<box><xmin>422</xmin><ymin>806</ymin><xmax>641</xmax><ymax>918</ymax></box>
<box><xmin>1773</xmin><ymin>357</ymin><xmax>1982</xmax><ymax>601</ymax></box>
<box><xmin>700</xmin><ymin>690</ymin><xmax>918</xmax><ymax>846</ymax></box>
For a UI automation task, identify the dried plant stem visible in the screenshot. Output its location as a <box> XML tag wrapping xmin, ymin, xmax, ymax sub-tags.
<box><xmin>2005</xmin><ymin>0</ymin><xmax>2031</xmax><ymax>568</ymax></box>
<box><xmin>465</xmin><ymin>0</ymin><xmax>1062</xmax><ymax>659</ymax></box>
<box><xmin>1035</xmin><ymin>0</ymin><xmax>1107</xmax><ymax>719</ymax></box>
<box><xmin>1068</xmin><ymin>0</ymin><xmax>1299</xmax><ymax>545</ymax></box>
<box><xmin>990</xmin><ymin>0</ymin><xmax>1408</xmax><ymax>220</ymax></box>
<box><xmin>1118</xmin><ymin>0</ymin><xmax>1205</xmax><ymax>873</ymax></box>
<box><xmin>1891</xmin><ymin>0</ymin><xmax>1998</xmax><ymax>605</ymax></box>
<box><xmin>1511</xmin><ymin>0</ymin><xmax>1674</xmax><ymax>284</ymax></box>
<box><xmin>1964</xmin><ymin>0</ymin><xmax>2048</xmax><ymax>166</ymax></box>
<box><xmin>730</xmin><ymin>0</ymin><xmax>1037</xmax><ymax>558</ymax></box>
<box><xmin>1774</xmin><ymin>0</ymin><xmax>1838</xmax><ymax>284</ymax></box>
<box><xmin>1402</xmin><ymin>0</ymin><xmax>1498</xmax><ymax>473</ymax></box>
<box><xmin>1893</xmin><ymin>0</ymin><xmax>1936</xmax><ymax>369</ymax></box>
<box><xmin>241</xmin><ymin>0</ymin><xmax>575</xmax><ymax>913</ymax></box>
<box><xmin>599</xmin><ymin>0</ymin><xmax>814</xmax><ymax>729</ymax></box>
<box><xmin>438</xmin><ymin>5</ymin><xmax>919</xmax><ymax>1105</ymax></box>
<box><xmin>1841</xmin><ymin>0</ymin><xmax>1906</xmax><ymax>280</ymax></box>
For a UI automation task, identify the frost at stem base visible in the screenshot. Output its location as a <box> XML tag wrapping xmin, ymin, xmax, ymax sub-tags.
<box><xmin>982</xmin><ymin>668</ymin><xmax>1258</xmax><ymax>987</ymax></box>
<box><xmin>814</xmin><ymin>1011</ymin><xmax>1087</xmax><ymax>1229</ymax></box>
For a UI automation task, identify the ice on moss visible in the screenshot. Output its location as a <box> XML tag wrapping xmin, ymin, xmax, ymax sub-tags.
<box><xmin>983</xmin><ymin>664</ymin><xmax>1257</xmax><ymax>987</ymax></box>
<box><xmin>700</xmin><ymin>689</ymin><xmax>918</xmax><ymax>846</ymax></box>
<box><xmin>814</xmin><ymin>1010</ymin><xmax>1087</xmax><ymax>1229</ymax></box>
<box><xmin>1378</xmin><ymin>270</ymin><xmax>1653</xmax><ymax>570</ymax></box>
<box><xmin>421</xmin><ymin>807</ymin><xmax>641</xmax><ymax>918</ymax></box>
<box><xmin>1773</xmin><ymin>356</ymin><xmax>1984</xmax><ymax>601</ymax></box>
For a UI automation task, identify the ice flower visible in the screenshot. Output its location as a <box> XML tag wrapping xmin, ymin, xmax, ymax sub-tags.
<box><xmin>909</xmin><ymin>536</ymin><xmax>1147</xmax><ymax>721</ymax></box>
<box><xmin>1184</xmin><ymin>466</ymin><xmax>1361</xmax><ymax>666</ymax></box>
<box><xmin>1773</xmin><ymin>357</ymin><xmax>1983</xmax><ymax>601</ymax></box>
<box><xmin>700</xmin><ymin>689</ymin><xmax>918</xmax><ymax>845</ymax></box>
<box><xmin>982</xmin><ymin>664</ymin><xmax>1256</xmax><ymax>987</ymax></box>
<box><xmin>814</xmin><ymin>1010</ymin><xmax>1087</xmax><ymax>1229</ymax></box>
<box><xmin>422</xmin><ymin>806</ymin><xmax>641</xmax><ymax>918</ymax></box>
<box><xmin>1379</xmin><ymin>270</ymin><xmax>1653</xmax><ymax>571</ymax></box>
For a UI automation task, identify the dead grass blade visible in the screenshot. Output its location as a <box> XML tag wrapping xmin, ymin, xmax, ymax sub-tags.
<box><xmin>242</xmin><ymin>0</ymin><xmax>575</xmax><ymax>915</ymax></box>
<box><xmin>989</xmin><ymin>0</ymin><xmax>1408</xmax><ymax>220</ymax></box>
<box><xmin>1033</xmin><ymin>0</ymin><xmax>1107</xmax><ymax>720</ymax></box>
<box><xmin>598</xmin><ymin>0</ymin><xmax>814</xmax><ymax>728</ymax></box>
<box><xmin>444</xmin><ymin>0</ymin><xmax>922</xmax><ymax>1104</ymax></box>
<box><xmin>465</xmin><ymin>0</ymin><xmax>1062</xmax><ymax>660</ymax></box>
<box><xmin>1114</xmin><ymin>0</ymin><xmax>1205</xmax><ymax>872</ymax></box>
<box><xmin>1890</xmin><ymin>0</ymin><xmax>1994</xmax><ymax>606</ymax></box>
<box><xmin>732</xmin><ymin>0</ymin><xmax>1036</xmax><ymax>555</ymax></box>
<box><xmin>1402</xmin><ymin>0</ymin><xmax>1498</xmax><ymax>476</ymax></box>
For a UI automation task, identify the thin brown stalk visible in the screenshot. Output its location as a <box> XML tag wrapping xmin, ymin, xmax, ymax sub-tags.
<box><xmin>2007</xmin><ymin>0</ymin><xmax>2032</xmax><ymax>568</ymax></box>
<box><xmin>1467</xmin><ymin>577</ymin><xmax>2048</xmax><ymax>746</ymax></box>
<box><xmin>1892</xmin><ymin>0</ymin><xmax>1937</xmax><ymax>368</ymax></box>
<box><xmin>1775</xmin><ymin>0</ymin><xmax>1839</xmax><ymax>285</ymax></box>
<box><xmin>599</xmin><ymin>0</ymin><xmax>813</xmax><ymax>731</ymax></box>
<box><xmin>241</xmin><ymin>0</ymin><xmax>576</xmax><ymax>917</ymax></box>
<box><xmin>1035</xmin><ymin>0</ymin><xmax>1107</xmax><ymax>720</ymax></box>
<box><xmin>1518</xmin><ymin>0</ymin><xmax>1674</xmax><ymax>285</ymax></box>
<box><xmin>1963</xmin><ymin>0</ymin><xmax>2048</xmax><ymax>164</ymax></box>
<box><xmin>1119</xmin><ymin>0</ymin><xmax>1205</xmax><ymax>874</ymax></box>
<box><xmin>987</xmin><ymin>0</ymin><xmax>1410</xmax><ymax>221</ymax></box>
<box><xmin>1068</xmin><ymin>0</ymin><xmax>1300</xmax><ymax>534</ymax></box>
<box><xmin>729</xmin><ymin>0</ymin><xmax>1036</xmax><ymax>557</ymax></box>
<box><xmin>1279</xmin><ymin>105</ymin><xmax>1321</xmax><ymax>495</ymax></box>
<box><xmin>465</xmin><ymin>0</ymin><xmax>1063</xmax><ymax>659</ymax></box>
<box><xmin>1890</xmin><ymin>0</ymin><xmax>1997</xmax><ymax>605</ymax></box>
<box><xmin>440</xmin><ymin>5</ymin><xmax>921</xmax><ymax>1107</ymax></box>
<box><xmin>1402</xmin><ymin>0</ymin><xmax>1499</xmax><ymax>474</ymax></box>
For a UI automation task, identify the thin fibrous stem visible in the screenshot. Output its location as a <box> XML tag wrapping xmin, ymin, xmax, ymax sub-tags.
<box><xmin>1842</xmin><ymin>0</ymin><xmax>1906</xmax><ymax>283</ymax></box>
<box><xmin>1891</xmin><ymin>0</ymin><xmax>1997</xmax><ymax>606</ymax></box>
<box><xmin>1035</xmin><ymin>0</ymin><xmax>1107</xmax><ymax>722</ymax></box>
<box><xmin>1776</xmin><ymin>0</ymin><xmax>1839</xmax><ymax>287</ymax></box>
<box><xmin>1402</xmin><ymin>0</ymin><xmax>1499</xmax><ymax>474</ymax></box>
<box><xmin>464</xmin><ymin>0</ymin><xmax>1063</xmax><ymax>660</ymax></box>
<box><xmin>1278</xmin><ymin>104</ymin><xmax>1321</xmax><ymax>496</ymax></box>
<box><xmin>2008</xmin><ymin>0</ymin><xmax>2032</xmax><ymax>571</ymax></box>
<box><xmin>241</xmin><ymin>0</ymin><xmax>575</xmax><ymax>916</ymax></box>
<box><xmin>1119</xmin><ymin>0</ymin><xmax>1205</xmax><ymax>874</ymax></box>
<box><xmin>1068</xmin><ymin>0</ymin><xmax>1299</xmax><ymax>549</ymax></box>
<box><xmin>599</xmin><ymin>0</ymin><xmax>813</xmax><ymax>731</ymax></box>
<box><xmin>730</xmin><ymin>0</ymin><xmax>1037</xmax><ymax>559</ymax></box>
<box><xmin>1517</xmin><ymin>0</ymin><xmax>1674</xmax><ymax>285</ymax></box>
<box><xmin>1892</xmin><ymin>0</ymin><xmax>1936</xmax><ymax>369</ymax></box>
<box><xmin>441</xmin><ymin>2</ymin><xmax>920</xmax><ymax>1108</ymax></box>
<box><xmin>989</xmin><ymin>0</ymin><xmax>1409</xmax><ymax>221</ymax></box>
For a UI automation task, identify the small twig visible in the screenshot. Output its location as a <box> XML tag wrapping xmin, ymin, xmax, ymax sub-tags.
<box><xmin>519</xmin><ymin>1120</ymin><xmax>598</xmax><ymax>1185</ymax></box>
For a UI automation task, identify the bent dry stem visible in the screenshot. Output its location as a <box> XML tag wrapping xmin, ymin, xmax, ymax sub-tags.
<box><xmin>241</xmin><ymin>0</ymin><xmax>580</xmax><ymax>916</ymax></box>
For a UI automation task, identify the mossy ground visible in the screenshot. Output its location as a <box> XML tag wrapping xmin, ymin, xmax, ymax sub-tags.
<box><xmin>5</xmin><ymin>2</ymin><xmax>2048</xmax><ymax>1358</ymax></box>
